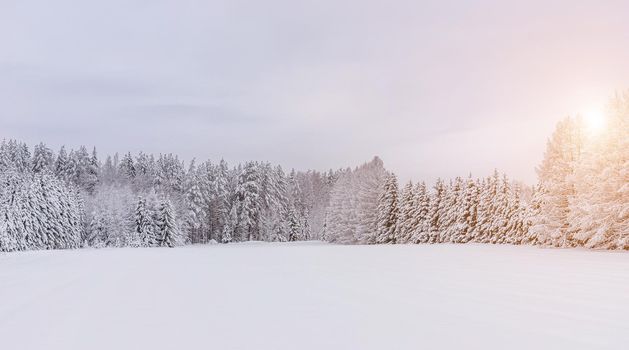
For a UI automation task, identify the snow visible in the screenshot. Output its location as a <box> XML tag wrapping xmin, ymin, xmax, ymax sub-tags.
<box><xmin>1</xmin><ymin>243</ymin><xmax>628</xmax><ymax>349</ymax></box>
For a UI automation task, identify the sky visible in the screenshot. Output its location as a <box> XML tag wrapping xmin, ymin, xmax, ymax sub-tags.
<box><xmin>1</xmin><ymin>0</ymin><xmax>628</xmax><ymax>184</ymax></box>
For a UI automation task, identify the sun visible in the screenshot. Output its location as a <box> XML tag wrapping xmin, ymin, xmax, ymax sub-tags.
<box><xmin>582</xmin><ymin>108</ymin><xmax>607</xmax><ymax>134</ymax></box>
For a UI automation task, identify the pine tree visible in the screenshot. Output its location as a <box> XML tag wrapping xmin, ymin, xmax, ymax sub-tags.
<box><xmin>101</xmin><ymin>155</ymin><xmax>117</xmax><ymax>184</ymax></box>
<box><xmin>221</xmin><ymin>205</ymin><xmax>238</xmax><ymax>243</ymax></box>
<box><xmin>32</xmin><ymin>142</ymin><xmax>54</xmax><ymax>173</ymax></box>
<box><xmin>287</xmin><ymin>206</ymin><xmax>301</xmax><ymax>241</ymax></box>
<box><xmin>395</xmin><ymin>181</ymin><xmax>415</xmax><ymax>244</ymax></box>
<box><xmin>410</xmin><ymin>182</ymin><xmax>431</xmax><ymax>243</ymax></box>
<box><xmin>459</xmin><ymin>176</ymin><xmax>479</xmax><ymax>243</ymax></box>
<box><xmin>135</xmin><ymin>197</ymin><xmax>157</xmax><ymax>247</ymax></box>
<box><xmin>324</xmin><ymin>168</ymin><xmax>356</xmax><ymax>244</ymax></box>
<box><xmin>214</xmin><ymin>159</ymin><xmax>233</xmax><ymax>241</ymax></box>
<box><xmin>375</xmin><ymin>173</ymin><xmax>399</xmax><ymax>244</ymax></box>
<box><xmin>504</xmin><ymin>183</ymin><xmax>527</xmax><ymax>245</ymax></box>
<box><xmin>301</xmin><ymin>208</ymin><xmax>311</xmax><ymax>241</ymax></box>
<box><xmin>0</xmin><ymin>171</ymin><xmax>82</xmax><ymax>252</ymax></box>
<box><xmin>569</xmin><ymin>93</ymin><xmax>629</xmax><ymax>249</ymax></box>
<box><xmin>83</xmin><ymin>183</ymin><xmax>137</xmax><ymax>247</ymax></box>
<box><xmin>354</xmin><ymin>157</ymin><xmax>387</xmax><ymax>244</ymax></box>
<box><xmin>83</xmin><ymin>147</ymin><xmax>100</xmax><ymax>194</ymax></box>
<box><xmin>427</xmin><ymin>179</ymin><xmax>446</xmax><ymax>243</ymax></box>
<box><xmin>531</xmin><ymin>117</ymin><xmax>585</xmax><ymax>247</ymax></box>
<box><xmin>232</xmin><ymin>162</ymin><xmax>261</xmax><ymax>241</ymax></box>
<box><xmin>119</xmin><ymin>152</ymin><xmax>136</xmax><ymax>180</ymax></box>
<box><xmin>476</xmin><ymin>173</ymin><xmax>499</xmax><ymax>243</ymax></box>
<box><xmin>156</xmin><ymin>200</ymin><xmax>182</xmax><ymax>247</ymax></box>
<box><xmin>441</xmin><ymin>178</ymin><xmax>463</xmax><ymax>243</ymax></box>
<box><xmin>54</xmin><ymin>146</ymin><xmax>69</xmax><ymax>179</ymax></box>
<box><xmin>0</xmin><ymin>171</ymin><xmax>28</xmax><ymax>251</ymax></box>
<box><xmin>490</xmin><ymin>174</ymin><xmax>511</xmax><ymax>244</ymax></box>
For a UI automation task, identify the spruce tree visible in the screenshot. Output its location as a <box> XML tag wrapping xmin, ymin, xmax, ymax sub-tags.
<box><xmin>428</xmin><ymin>179</ymin><xmax>446</xmax><ymax>243</ymax></box>
<box><xmin>375</xmin><ymin>173</ymin><xmax>399</xmax><ymax>244</ymax></box>
<box><xmin>119</xmin><ymin>152</ymin><xmax>136</xmax><ymax>180</ymax></box>
<box><xmin>395</xmin><ymin>181</ymin><xmax>415</xmax><ymax>244</ymax></box>
<box><xmin>135</xmin><ymin>197</ymin><xmax>157</xmax><ymax>247</ymax></box>
<box><xmin>32</xmin><ymin>142</ymin><xmax>54</xmax><ymax>173</ymax></box>
<box><xmin>569</xmin><ymin>93</ymin><xmax>629</xmax><ymax>249</ymax></box>
<box><xmin>410</xmin><ymin>182</ymin><xmax>431</xmax><ymax>244</ymax></box>
<box><xmin>355</xmin><ymin>157</ymin><xmax>387</xmax><ymax>244</ymax></box>
<box><xmin>54</xmin><ymin>146</ymin><xmax>68</xmax><ymax>179</ymax></box>
<box><xmin>530</xmin><ymin>117</ymin><xmax>585</xmax><ymax>247</ymax></box>
<box><xmin>287</xmin><ymin>206</ymin><xmax>301</xmax><ymax>241</ymax></box>
<box><xmin>462</xmin><ymin>177</ymin><xmax>480</xmax><ymax>243</ymax></box>
<box><xmin>221</xmin><ymin>205</ymin><xmax>238</xmax><ymax>243</ymax></box>
<box><xmin>157</xmin><ymin>200</ymin><xmax>181</xmax><ymax>247</ymax></box>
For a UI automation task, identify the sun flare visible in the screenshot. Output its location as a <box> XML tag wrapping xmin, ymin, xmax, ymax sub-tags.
<box><xmin>583</xmin><ymin>109</ymin><xmax>607</xmax><ymax>134</ymax></box>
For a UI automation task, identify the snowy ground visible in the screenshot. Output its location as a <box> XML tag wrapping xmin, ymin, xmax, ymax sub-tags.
<box><xmin>1</xmin><ymin>243</ymin><xmax>628</xmax><ymax>350</ymax></box>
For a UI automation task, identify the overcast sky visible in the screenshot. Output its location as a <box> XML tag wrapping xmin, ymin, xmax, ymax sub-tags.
<box><xmin>1</xmin><ymin>0</ymin><xmax>628</xmax><ymax>183</ymax></box>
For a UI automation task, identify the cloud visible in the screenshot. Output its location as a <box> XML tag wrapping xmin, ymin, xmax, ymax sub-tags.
<box><xmin>1</xmin><ymin>0</ymin><xmax>629</xmax><ymax>184</ymax></box>
<box><xmin>123</xmin><ymin>102</ymin><xmax>260</xmax><ymax>124</ymax></box>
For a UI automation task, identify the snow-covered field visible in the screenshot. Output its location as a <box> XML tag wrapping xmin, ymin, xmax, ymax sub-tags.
<box><xmin>1</xmin><ymin>243</ymin><xmax>628</xmax><ymax>350</ymax></box>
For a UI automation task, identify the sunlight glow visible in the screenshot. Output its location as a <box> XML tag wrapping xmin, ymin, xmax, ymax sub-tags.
<box><xmin>583</xmin><ymin>108</ymin><xmax>607</xmax><ymax>135</ymax></box>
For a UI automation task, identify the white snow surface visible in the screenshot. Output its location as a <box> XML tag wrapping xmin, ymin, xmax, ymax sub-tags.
<box><xmin>1</xmin><ymin>242</ymin><xmax>628</xmax><ymax>350</ymax></box>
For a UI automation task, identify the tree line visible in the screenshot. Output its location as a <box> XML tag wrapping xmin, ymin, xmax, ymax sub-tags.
<box><xmin>323</xmin><ymin>93</ymin><xmax>627</xmax><ymax>249</ymax></box>
<box><xmin>0</xmin><ymin>142</ymin><xmax>335</xmax><ymax>251</ymax></box>
<box><xmin>529</xmin><ymin>93</ymin><xmax>628</xmax><ymax>249</ymax></box>
<box><xmin>323</xmin><ymin>158</ymin><xmax>529</xmax><ymax>246</ymax></box>
<box><xmin>0</xmin><ymin>92</ymin><xmax>627</xmax><ymax>252</ymax></box>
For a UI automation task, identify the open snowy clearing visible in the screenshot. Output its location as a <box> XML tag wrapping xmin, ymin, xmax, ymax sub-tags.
<box><xmin>1</xmin><ymin>243</ymin><xmax>628</xmax><ymax>350</ymax></box>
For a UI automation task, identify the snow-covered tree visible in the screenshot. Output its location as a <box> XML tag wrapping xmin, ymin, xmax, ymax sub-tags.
<box><xmin>427</xmin><ymin>179</ymin><xmax>446</xmax><ymax>243</ymax></box>
<box><xmin>32</xmin><ymin>142</ymin><xmax>54</xmax><ymax>173</ymax></box>
<box><xmin>221</xmin><ymin>205</ymin><xmax>238</xmax><ymax>243</ymax></box>
<box><xmin>119</xmin><ymin>152</ymin><xmax>136</xmax><ymax>180</ymax></box>
<box><xmin>324</xmin><ymin>168</ymin><xmax>356</xmax><ymax>244</ymax></box>
<box><xmin>54</xmin><ymin>146</ymin><xmax>69</xmax><ymax>179</ymax></box>
<box><xmin>530</xmin><ymin>117</ymin><xmax>585</xmax><ymax>247</ymax></box>
<box><xmin>135</xmin><ymin>197</ymin><xmax>157</xmax><ymax>247</ymax></box>
<box><xmin>83</xmin><ymin>184</ymin><xmax>135</xmax><ymax>247</ymax></box>
<box><xmin>395</xmin><ymin>181</ymin><xmax>416</xmax><ymax>244</ymax></box>
<box><xmin>84</xmin><ymin>147</ymin><xmax>100</xmax><ymax>194</ymax></box>
<box><xmin>232</xmin><ymin>162</ymin><xmax>262</xmax><ymax>241</ymax></box>
<box><xmin>0</xmin><ymin>140</ymin><xmax>32</xmax><ymax>173</ymax></box>
<box><xmin>375</xmin><ymin>173</ymin><xmax>399</xmax><ymax>244</ymax></box>
<box><xmin>156</xmin><ymin>199</ymin><xmax>182</xmax><ymax>247</ymax></box>
<box><xmin>324</xmin><ymin>157</ymin><xmax>387</xmax><ymax>244</ymax></box>
<box><xmin>453</xmin><ymin>177</ymin><xmax>478</xmax><ymax>244</ymax></box>
<box><xmin>569</xmin><ymin>93</ymin><xmax>629</xmax><ymax>249</ymax></box>
<box><xmin>504</xmin><ymin>183</ymin><xmax>528</xmax><ymax>245</ymax></box>
<box><xmin>441</xmin><ymin>177</ymin><xmax>463</xmax><ymax>243</ymax></box>
<box><xmin>475</xmin><ymin>173</ymin><xmax>498</xmax><ymax>243</ymax></box>
<box><xmin>354</xmin><ymin>157</ymin><xmax>388</xmax><ymax>244</ymax></box>
<box><xmin>0</xmin><ymin>171</ymin><xmax>82</xmax><ymax>252</ymax></box>
<box><xmin>409</xmin><ymin>182</ymin><xmax>431</xmax><ymax>243</ymax></box>
<box><xmin>287</xmin><ymin>206</ymin><xmax>301</xmax><ymax>242</ymax></box>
